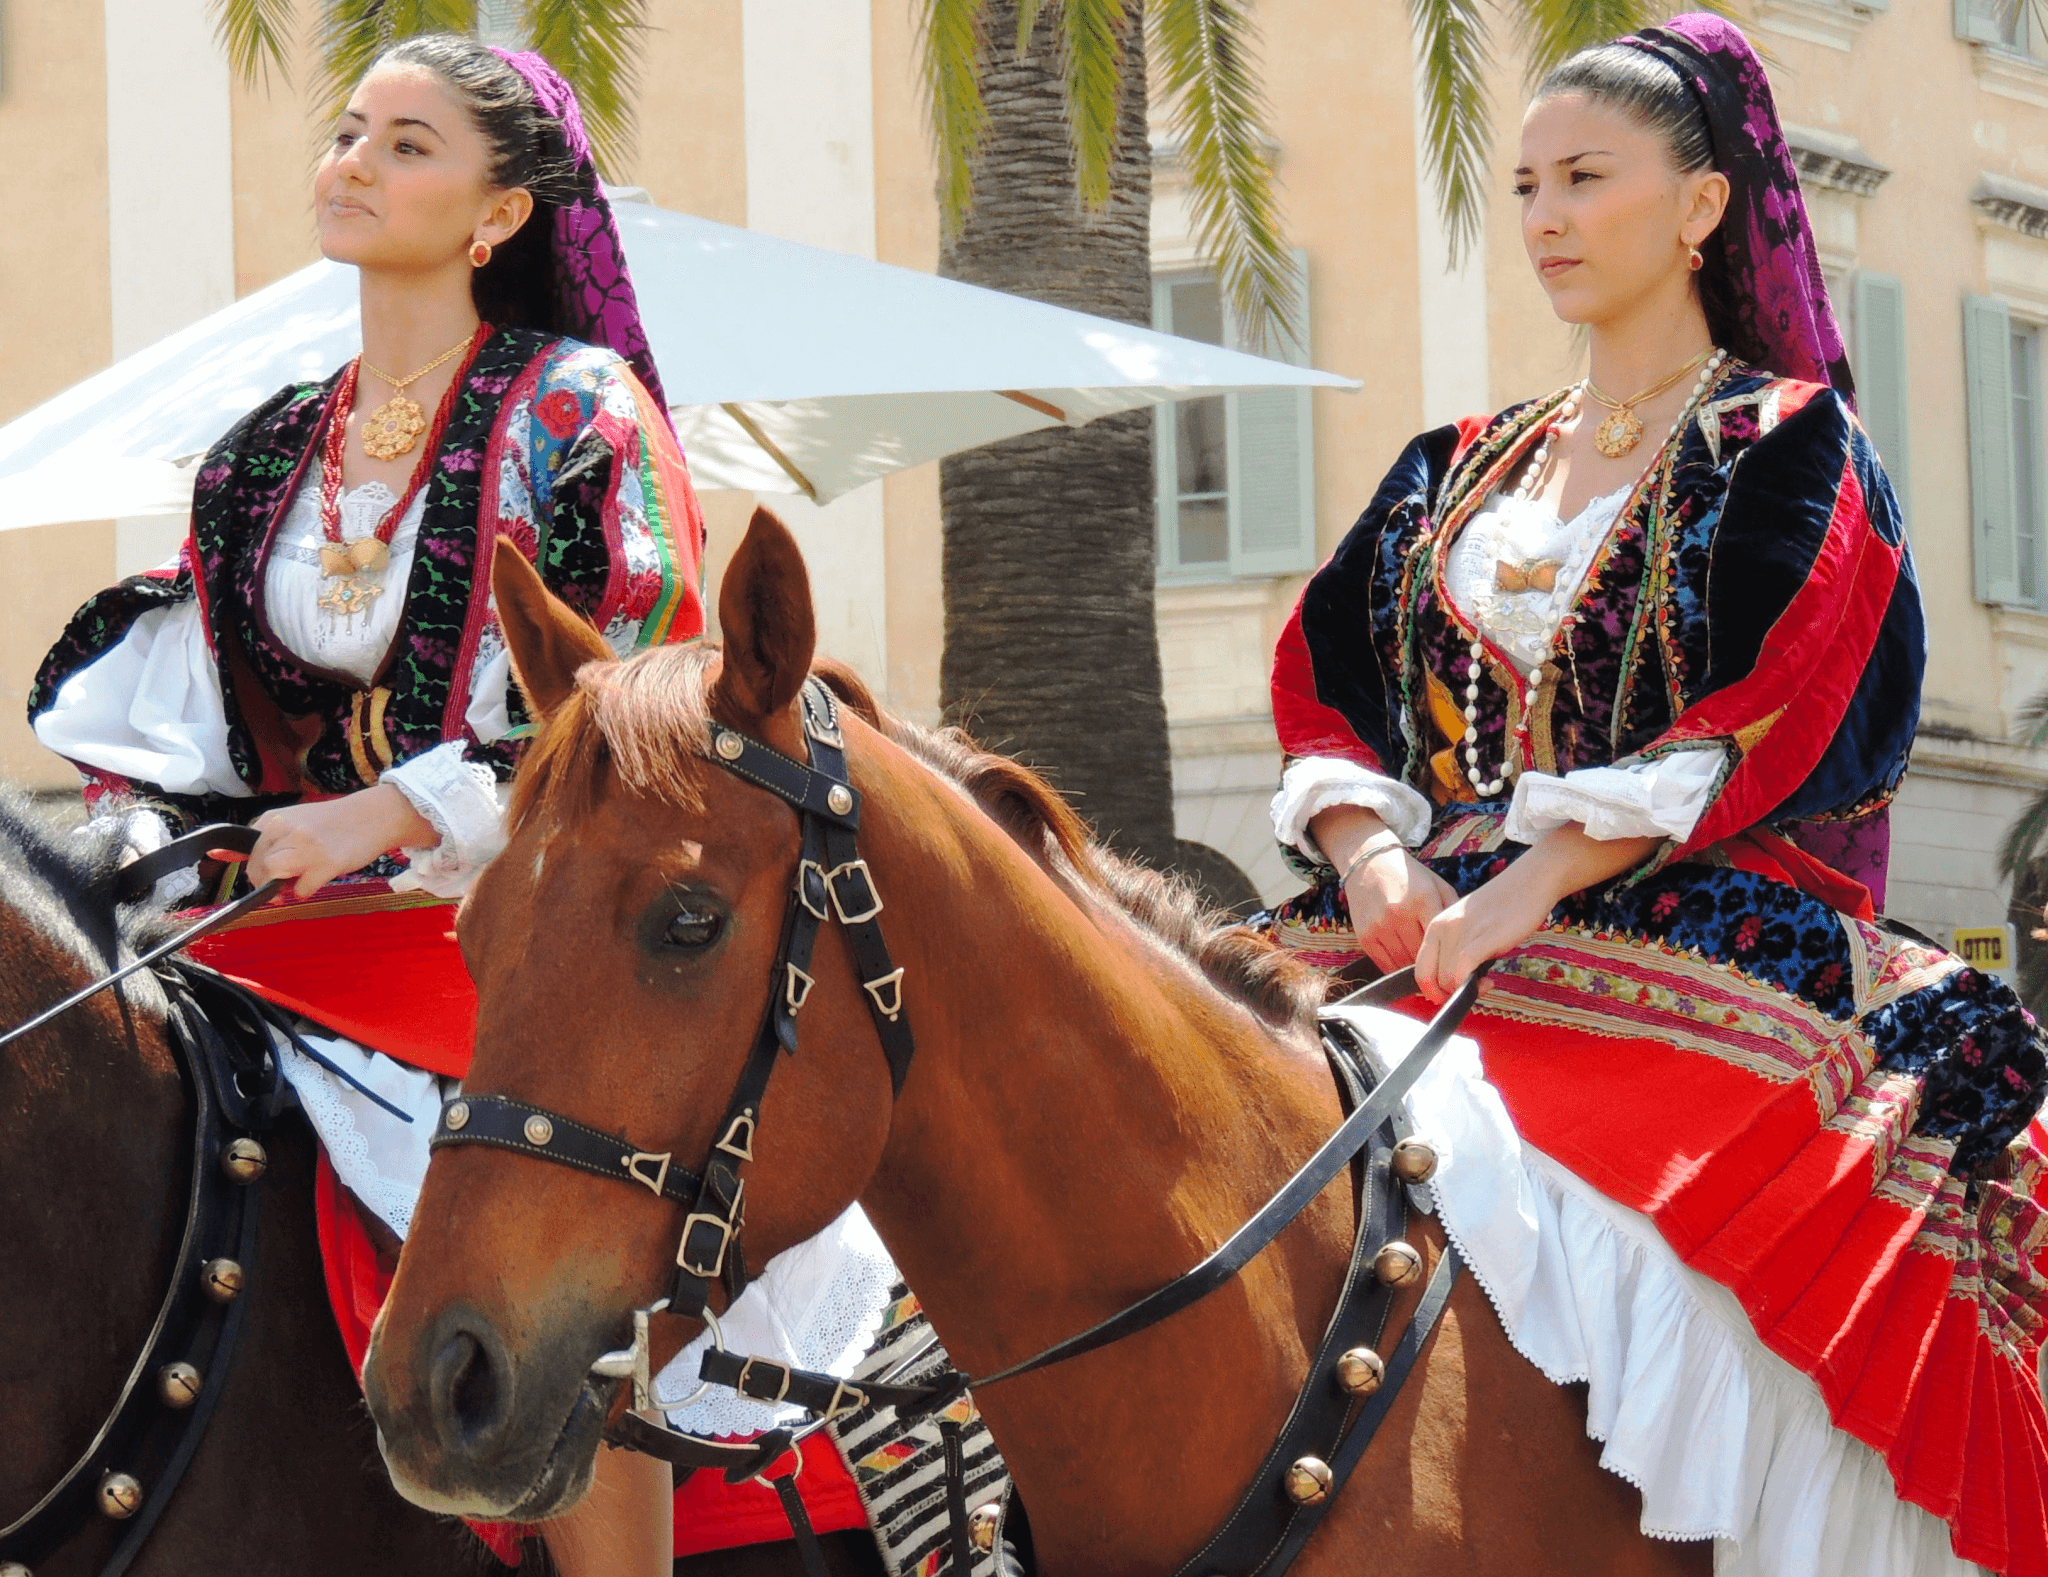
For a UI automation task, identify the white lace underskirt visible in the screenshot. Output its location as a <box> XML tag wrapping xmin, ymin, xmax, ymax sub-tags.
<box><xmin>275</xmin><ymin>1030</ymin><xmax>900</xmax><ymax>1441</ymax></box>
<box><xmin>1329</xmin><ymin>1002</ymin><xmax>1987</xmax><ymax>1577</ymax></box>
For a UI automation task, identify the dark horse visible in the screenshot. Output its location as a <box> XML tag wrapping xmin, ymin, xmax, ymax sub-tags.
<box><xmin>0</xmin><ymin>799</ymin><xmax>487</xmax><ymax>1575</ymax></box>
<box><xmin>361</xmin><ymin>510</ymin><xmax>1711</xmax><ymax>1574</ymax></box>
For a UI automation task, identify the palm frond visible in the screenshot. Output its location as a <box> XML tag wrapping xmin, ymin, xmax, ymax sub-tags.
<box><xmin>311</xmin><ymin>0</ymin><xmax>477</xmax><ymax>127</ymax></box>
<box><xmin>209</xmin><ymin>0</ymin><xmax>297</xmax><ymax>88</ymax></box>
<box><xmin>1408</xmin><ymin>0</ymin><xmax>1492</xmax><ymax>268</ymax></box>
<box><xmin>1996</xmin><ymin>687</ymin><xmax>2048</xmax><ymax>875</ymax></box>
<box><xmin>1014</xmin><ymin>0</ymin><xmax>1045</xmax><ymax>56</ymax></box>
<box><xmin>1150</xmin><ymin>0</ymin><xmax>1297</xmax><ymax>352</ymax></box>
<box><xmin>1054</xmin><ymin>0</ymin><xmax>1136</xmax><ymax>210</ymax></box>
<box><xmin>525</xmin><ymin>0</ymin><xmax>647</xmax><ymax>177</ymax></box>
<box><xmin>1507</xmin><ymin>0</ymin><xmax>1739</xmax><ymax>87</ymax></box>
<box><xmin>918</xmin><ymin>0</ymin><xmax>993</xmax><ymax>237</ymax></box>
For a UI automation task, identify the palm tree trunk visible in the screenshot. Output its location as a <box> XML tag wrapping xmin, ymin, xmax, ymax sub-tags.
<box><xmin>936</xmin><ymin>0</ymin><xmax>1177</xmax><ymax>866</ymax></box>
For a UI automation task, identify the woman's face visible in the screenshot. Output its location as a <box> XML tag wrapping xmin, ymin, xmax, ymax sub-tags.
<box><xmin>315</xmin><ymin>63</ymin><xmax>529</xmax><ymax>272</ymax></box>
<box><xmin>1515</xmin><ymin>92</ymin><xmax>1727</xmax><ymax>330</ymax></box>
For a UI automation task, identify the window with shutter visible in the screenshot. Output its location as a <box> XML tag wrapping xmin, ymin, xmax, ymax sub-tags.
<box><xmin>1153</xmin><ymin>254</ymin><xmax>1318</xmax><ymax>582</ymax></box>
<box><xmin>1965</xmin><ymin>294</ymin><xmax>2022</xmax><ymax>603</ymax></box>
<box><xmin>1852</xmin><ymin>271</ymin><xmax>1911</xmax><ymax>528</ymax></box>
<box><xmin>2012</xmin><ymin>324</ymin><xmax>2042</xmax><ymax>604</ymax></box>
<box><xmin>1956</xmin><ymin>0</ymin><xmax>2026</xmax><ymax>46</ymax></box>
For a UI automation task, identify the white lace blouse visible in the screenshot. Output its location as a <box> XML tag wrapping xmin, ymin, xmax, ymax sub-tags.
<box><xmin>32</xmin><ymin>476</ymin><xmax>510</xmax><ymax>896</ymax></box>
<box><xmin>1271</xmin><ymin>486</ymin><xmax>1724</xmax><ymax>861</ymax></box>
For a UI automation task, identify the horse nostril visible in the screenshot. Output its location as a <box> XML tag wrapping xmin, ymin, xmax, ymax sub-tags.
<box><xmin>430</xmin><ymin>1323</ymin><xmax>511</xmax><ymax>1449</ymax></box>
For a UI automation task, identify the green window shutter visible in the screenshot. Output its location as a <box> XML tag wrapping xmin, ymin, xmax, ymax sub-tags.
<box><xmin>1965</xmin><ymin>294</ymin><xmax>2021</xmax><ymax>603</ymax></box>
<box><xmin>1153</xmin><ymin>275</ymin><xmax>1181</xmax><ymax>575</ymax></box>
<box><xmin>1224</xmin><ymin>251</ymin><xmax>1317</xmax><ymax>577</ymax></box>
<box><xmin>1956</xmin><ymin>0</ymin><xmax>2012</xmax><ymax>42</ymax></box>
<box><xmin>1853</xmin><ymin>271</ymin><xmax>1911</xmax><ymax>527</ymax></box>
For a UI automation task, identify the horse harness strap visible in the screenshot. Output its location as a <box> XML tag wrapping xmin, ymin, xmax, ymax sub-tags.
<box><xmin>0</xmin><ymin>940</ymin><xmax>291</xmax><ymax>1577</ymax></box>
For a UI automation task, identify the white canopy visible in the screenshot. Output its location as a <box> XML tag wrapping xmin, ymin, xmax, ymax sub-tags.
<box><xmin>0</xmin><ymin>198</ymin><xmax>1356</xmax><ymax>527</ymax></box>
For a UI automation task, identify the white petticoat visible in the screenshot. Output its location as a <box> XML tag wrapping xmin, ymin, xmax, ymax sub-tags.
<box><xmin>275</xmin><ymin>1029</ymin><xmax>900</xmax><ymax>1442</ymax></box>
<box><xmin>1328</xmin><ymin>1001</ymin><xmax>1987</xmax><ymax>1577</ymax></box>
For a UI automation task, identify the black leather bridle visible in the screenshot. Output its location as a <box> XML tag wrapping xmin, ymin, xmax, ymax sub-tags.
<box><xmin>432</xmin><ymin>675</ymin><xmax>1484</xmax><ymax>1577</ymax></box>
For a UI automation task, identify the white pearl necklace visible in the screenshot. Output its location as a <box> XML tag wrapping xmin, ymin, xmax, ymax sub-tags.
<box><xmin>1459</xmin><ymin>348</ymin><xmax>1728</xmax><ymax>797</ymax></box>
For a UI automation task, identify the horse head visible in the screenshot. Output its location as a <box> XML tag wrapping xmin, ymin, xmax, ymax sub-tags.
<box><xmin>363</xmin><ymin>509</ymin><xmax>909</xmax><ymax>1520</ymax></box>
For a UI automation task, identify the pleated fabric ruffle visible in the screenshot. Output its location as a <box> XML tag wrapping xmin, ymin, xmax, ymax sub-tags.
<box><xmin>1332</xmin><ymin>1002</ymin><xmax>2000</xmax><ymax>1576</ymax></box>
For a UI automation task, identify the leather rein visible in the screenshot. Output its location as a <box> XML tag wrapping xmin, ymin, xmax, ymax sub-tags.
<box><xmin>431</xmin><ymin>676</ymin><xmax>1487</xmax><ymax>1577</ymax></box>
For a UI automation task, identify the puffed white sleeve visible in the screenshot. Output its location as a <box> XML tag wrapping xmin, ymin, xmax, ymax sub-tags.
<box><xmin>1502</xmin><ymin>748</ymin><xmax>1725</xmax><ymax>845</ymax></box>
<box><xmin>1270</xmin><ymin>756</ymin><xmax>1436</xmax><ymax>862</ymax></box>
<box><xmin>31</xmin><ymin>600</ymin><xmax>252</xmax><ymax>800</ymax></box>
<box><xmin>378</xmin><ymin>648</ymin><xmax>519</xmax><ymax>897</ymax></box>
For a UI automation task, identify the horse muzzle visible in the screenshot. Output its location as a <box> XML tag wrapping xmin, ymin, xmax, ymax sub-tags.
<box><xmin>363</xmin><ymin>1301</ymin><xmax>617</xmax><ymax>1522</ymax></box>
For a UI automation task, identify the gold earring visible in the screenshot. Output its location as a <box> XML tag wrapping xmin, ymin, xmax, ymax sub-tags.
<box><xmin>1688</xmin><ymin>245</ymin><xmax>1704</xmax><ymax>272</ymax></box>
<box><xmin>469</xmin><ymin>239</ymin><xmax>493</xmax><ymax>268</ymax></box>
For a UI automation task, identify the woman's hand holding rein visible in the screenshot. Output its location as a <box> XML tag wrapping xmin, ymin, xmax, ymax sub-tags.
<box><xmin>1411</xmin><ymin>824</ymin><xmax>1659</xmax><ymax>1004</ymax></box>
<box><xmin>1312</xmin><ymin>803</ymin><xmax>1659</xmax><ymax>1002</ymax></box>
<box><xmin>234</xmin><ymin>784</ymin><xmax>436</xmax><ymax>900</ymax></box>
<box><xmin>1311</xmin><ymin>804</ymin><xmax>1460</xmax><ymax>976</ymax></box>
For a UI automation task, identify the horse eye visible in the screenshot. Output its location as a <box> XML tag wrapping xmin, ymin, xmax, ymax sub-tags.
<box><xmin>664</xmin><ymin>909</ymin><xmax>722</xmax><ymax>948</ymax></box>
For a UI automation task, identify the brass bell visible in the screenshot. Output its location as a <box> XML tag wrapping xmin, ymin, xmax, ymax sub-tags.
<box><xmin>157</xmin><ymin>1361</ymin><xmax>202</xmax><ymax>1408</ymax></box>
<box><xmin>2</xmin><ymin>1561</ymin><xmax>34</xmax><ymax>1577</ymax></box>
<box><xmin>219</xmin><ymin>1138</ymin><xmax>268</xmax><ymax>1184</ymax></box>
<box><xmin>966</xmin><ymin>1503</ymin><xmax>1002</xmax><ymax>1554</ymax></box>
<box><xmin>201</xmin><ymin>1258</ymin><xmax>245</xmax><ymax>1303</ymax></box>
<box><xmin>1334</xmin><ymin>1346</ymin><xmax>1385</xmax><ymax>1397</ymax></box>
<box><xmin>1390</xmin><ymin>1137</ymin><xmax>1439</xmax><ymax>1184</ymax></box>
<box><xmin>98</xmin><ymin>1471</ymin><xmax>144</xmax><ymax>1519</ymax></box>
<box><xmin>1282</xmin><ymin>1456</ymin><xmax>1333</xmax><ymax>1506</ymax></box>
<box><xmin>1373</xmin><ymin>1240</ymin><xmax>1422</xmax><ymax>1288</ymax></box>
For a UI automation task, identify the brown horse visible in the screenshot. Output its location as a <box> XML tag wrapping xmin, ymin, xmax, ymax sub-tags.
<box><xmin>363</xmin><ymin>508</ymin><xmax>1713</xmax><ymax>1575</ymax></box>
<box><xmin>0</xmin><ymin>797</ymin><xmax>488</xmax><ymax>1576</ymax></box>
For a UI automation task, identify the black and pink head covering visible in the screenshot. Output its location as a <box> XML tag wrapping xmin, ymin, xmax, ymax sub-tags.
<box><xmin>1619</xmin><ymin>14</ymin><xmax>1855</xmax><ymax>405</ymax></box>
<box><xmin>487</xmin><ymin>47</ymin><xmax>670</xmax><ymax>416</ymax></box>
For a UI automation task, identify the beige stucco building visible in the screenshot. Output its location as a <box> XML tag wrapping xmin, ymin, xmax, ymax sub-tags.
<box><xmin>2</xmin><ymin>0</ymin><xmax>2045</xmax><ymax>955</ymax></box>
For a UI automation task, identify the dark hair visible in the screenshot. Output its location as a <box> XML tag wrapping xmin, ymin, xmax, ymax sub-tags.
<box><xmin>372</xmin><ymin>34</ymin><xmax>582</xmax><ymax>332</ymax></box>
<box><xmin>1534</xmin><ymin>43</ymin><xmax>1767</xmax><ymax>368</ymax></box>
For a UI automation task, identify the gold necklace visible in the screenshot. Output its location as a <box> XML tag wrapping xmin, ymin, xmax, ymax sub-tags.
<box><xmin>1583</xmin><ymin>347</ymin><xmax>1716</xmax><ymax>458</ymax></box>
<box><xmin>357</xmin><ymin>327</ymin><xmax>479</xmax><ymax>461</ymax></box>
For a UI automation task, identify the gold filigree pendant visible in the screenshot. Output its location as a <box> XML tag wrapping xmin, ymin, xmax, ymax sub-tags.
<box><xmin>318</xmin><ymin>537</ymin><xmax>393</xmax><ymax>628</ymax></box>
<box><xmin>1593</xmin><ymin>407</ymin><xmax>1644</xmax><ymax>459</ymax></box>
<box><xmin>359</xmin><ymin>395</ymin><xmax>427</xmax><ymax>461</ymax></box>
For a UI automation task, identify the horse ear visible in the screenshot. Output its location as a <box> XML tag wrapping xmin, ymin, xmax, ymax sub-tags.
<box><xmin>712</xmin><ymin>507</ymin><xmax>816</xmax><ymax>722</ymax></box>
<box><xmin>491</xmin><ymin>537</ymin><xmax>614</xmax><ymax>719</ymax></box>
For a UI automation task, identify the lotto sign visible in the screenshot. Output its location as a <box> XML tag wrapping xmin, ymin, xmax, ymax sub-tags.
<box><xmin>1952</xmin><ymin>925</ymin><xmax>2017</xmax><ymax>978</ymax></box>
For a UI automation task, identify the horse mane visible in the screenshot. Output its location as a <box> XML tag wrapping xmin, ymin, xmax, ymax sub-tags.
<box><xmin>510</xmin><ymin>645</ymin><xmax>1322</xmax><ymax>1032</ymax></box>
<box><xmin>0</xmin><ymin>788</ymin><xmax>173</xmax><ymax>984</ymax></box>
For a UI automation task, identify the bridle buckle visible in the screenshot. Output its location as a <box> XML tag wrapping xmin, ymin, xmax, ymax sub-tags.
<box><xmin>736</xmin><ymin>1355</ymin><xmax>793</xmax><ymax>1403</ymax></box>
<box><xmin>823</xmin><ymin>1379</ymin><xmax>868</xmax><ymax>1420</ymax></box>
<box><xmin>678</xmin><ymin>1192</ymin><xmax>743</xmax><ymax>1280</ymax></box>
<box><xmin>625</xmin><ymin>1150</ymin><xmax>673</xmax><ymax>1196</ymax></box>
<box><xmin>795</xmin><ymin>860</ymin><xmax>830</xmax><ymax>921</ymax></box>
<box><xmin>826</xmin><ymin>860</ymin><xmax>885</xmax><ymax>925</ymax></box>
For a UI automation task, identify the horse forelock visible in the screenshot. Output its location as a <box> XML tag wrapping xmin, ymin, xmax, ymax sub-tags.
<box><xmin>513</xmin><ymin>645</ymin><xmax>1320</xmax><ymax>1032</ymax></box>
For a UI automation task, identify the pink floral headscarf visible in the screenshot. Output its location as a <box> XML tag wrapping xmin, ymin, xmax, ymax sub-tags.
<box><xmin>489</xmin><ymin>48</ymin><xmax>671</xmax><ymax>419</ymax></box>
<box><xmin>1621</xmin><ymin>14</ymin><xmax>1856</xmax><ymax>405</ymax></box>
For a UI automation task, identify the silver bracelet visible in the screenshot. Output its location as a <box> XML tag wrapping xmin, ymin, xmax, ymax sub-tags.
<box><xmin>1338</xmin><ymin>829</ymin><xmax>1406</xmax><ymax>885</ymax></box>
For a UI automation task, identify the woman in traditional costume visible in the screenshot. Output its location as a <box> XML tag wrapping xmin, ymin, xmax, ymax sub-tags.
<box><xmin>26</xmin><ymin>36</ymin><xmax>898</xmax><ymax>1577</ymax></box>
<box><xmin>1268</xmin><ymin>14</ymin><xmax>2048</xmax><ymax>1573</ymax></box>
